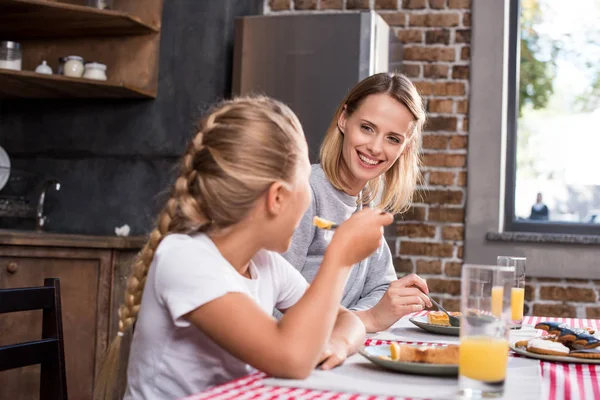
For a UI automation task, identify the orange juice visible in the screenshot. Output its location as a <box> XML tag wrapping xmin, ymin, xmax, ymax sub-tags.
<box><xmin>491</xmin><ymin>286</ymin><xmax>504</xmax><ymax>317</ymax></box>
<box><xmin>511</xmin><ymin>287</ymin><xmax>525</xmax><ymax>321</ymax></box>
<box><xmin>459</xmin><ymin>336</ymin><xmax>509</xmax><ymax>382</ymax></box>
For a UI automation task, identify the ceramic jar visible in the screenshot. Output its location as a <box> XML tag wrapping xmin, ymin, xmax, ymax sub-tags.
<box><xmin>63</xmin><ymin>56</ymin><xmax>84</xmax><ymax>78</ymax></box>
<box><xmin>83</xmin><ymin>62</ymin><xmax>107</xmax><ymax>81</ymax></box>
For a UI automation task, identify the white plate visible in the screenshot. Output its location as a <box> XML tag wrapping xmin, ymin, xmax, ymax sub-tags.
<box><xmin>510</xmin><ymin>343</ymin><xmax>600</xmax><ymax>364</ymax></box>
<box><xmin>0</xmin><ymin>145</ymin><xmax>10</xmax><ymax>191</ymax></box>
<box><xmin>409</xmin><ymin>316</ymin><xmax>460</xmax><ymax>336</ymax></box>
<box><xmin>359</xmin><ymin>344</ymin><xmax>458</xmax><ymax>376</ymax></box>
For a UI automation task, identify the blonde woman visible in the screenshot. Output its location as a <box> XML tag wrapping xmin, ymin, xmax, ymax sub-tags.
<box><xmin>284</xmin><ymin>72</ymin><xmax>432</xmax><ymax>333</ymax></box>
<box><xmin>93</xmin><ymin>97</ymin><xmax>393</xmax><ymax>399</ymax></box>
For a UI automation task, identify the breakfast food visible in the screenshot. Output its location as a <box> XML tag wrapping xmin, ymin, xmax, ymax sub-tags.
<box><xmin>427</xmin><ymin>311</ymin><xmax>461</xmax><ymax>326</ymax></box>
<box><xmin>526</xmin><ymin>338</ymin><xmax>570</xmax><ymax>356</ymax></box>
<box><xmin>534</xmin><ymin>321</ymin><xmax>600</xmax><ymax>349</ymax></box>
<box><xmin>386</xmin><ymin>343</ymin><xmax>459</xmax><ymax>365</ymax></box>
<box><xmin>568</xmin><ymin>348</ymin><xmax>600</xmax><ymax>359</ymax></box>
<box><xmin>313</xmin><ymin>216</ymin><xmax>336</xmax><ymax>230</ymax></box>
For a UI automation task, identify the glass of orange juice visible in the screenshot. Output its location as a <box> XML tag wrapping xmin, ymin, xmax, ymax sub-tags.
<box><xmin>458</xmin><ymin>264</ymin><xmax>514</xmax><ymax>399</ymax></box>
<box><xmin>497</xmin><ymin>256</ymin><xmax>526</xmax><ymax>329</ymax></box>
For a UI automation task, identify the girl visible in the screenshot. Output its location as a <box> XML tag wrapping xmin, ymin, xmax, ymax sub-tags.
<box><xmin>284</xmin><ymin>72</ymin><xmax>432</xmax><ymax>333</ymax></box>
<box><xmin>93</xmin><ymin>96</ymin><xmax>392</xmax><ymax>400</ymax></box>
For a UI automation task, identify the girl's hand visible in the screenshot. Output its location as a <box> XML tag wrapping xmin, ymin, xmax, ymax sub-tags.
<box><xmin>317</xmin><ymin>338</ymin><xmax>350</xmax><ymax>370</ymax></box>
<box><xmin>367</xmin><ymin>274</ymin><xmax>432</xmax><ymax>332</ymax></box>
<box><xmin>325</xmin><ymin>208</ymin><xmax>393</xmax><ymax>268</ymax></box>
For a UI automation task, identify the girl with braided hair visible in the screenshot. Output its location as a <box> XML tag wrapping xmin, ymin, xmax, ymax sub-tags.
<box><xmin>93</xmin><ymin>96</ymin><xmax>393</xmax><ymax>400</ymax></box>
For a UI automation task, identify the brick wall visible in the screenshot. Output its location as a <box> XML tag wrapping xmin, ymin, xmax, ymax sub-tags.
<box><xmin>265</xmin><ymin>0</ymin><xmax>600</xmax><ymax>319</ymax></box>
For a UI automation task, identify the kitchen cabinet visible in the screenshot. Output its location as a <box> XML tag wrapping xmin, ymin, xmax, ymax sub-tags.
<box><xmin>0</xmin><ymin>231</ymin><xmax>145</xmax><ymax>399</ymax></box>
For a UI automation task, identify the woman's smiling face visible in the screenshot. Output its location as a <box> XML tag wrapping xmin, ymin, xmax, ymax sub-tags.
<box><xmin>337</xmin><ymin>93</ymin><xmax>415</xmax><ymax>194</ymax></box>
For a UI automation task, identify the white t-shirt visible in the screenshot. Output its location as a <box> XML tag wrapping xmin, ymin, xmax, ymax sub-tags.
<box><xmin>123</xmin><ymin>233</ymin><xmax>308</xmax><ymax>400</ymax></box>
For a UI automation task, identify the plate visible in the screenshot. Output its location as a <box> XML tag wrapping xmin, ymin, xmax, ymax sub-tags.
<box><xmin>409</xmin><ymin>316</ymin><xmax>459</xmax><ymax>336</ymax></box>
<box><xmin>359</xmin><ymin>345</ymin><xmax>458</xmax><ymax>376</ymax></box>
<box><xmin>0</xmin><ymin>145</ymin><xmax>10</xmax><ymax>191</ymax></box>
<box><xmin>510</xmin><ymin>343</ymin><xmax>600</xmax><ymax>364</ymax></box>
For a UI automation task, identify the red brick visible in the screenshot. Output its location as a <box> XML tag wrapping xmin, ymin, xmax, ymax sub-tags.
<box><xmin>422</xmin><ymin>153</ymin><xmax>466</xmax><ymax>167</ymax></box>
<box><xmin>425</xmin><ymin>116</ymin><xmax>458</xmax><ymax>131</ymax></box>
<box><xmin>380</xmin><ymin>12</ymin><xmax>407</xmax><ymax>26</ymax></box>
<box><xmin>375</xmin><ymin>0</ymin><xmax>399</xmax><ymax>9</ymax></box>
<box><xmin>295</xmin><ymin>0</ymin><xmax>317</xmax><ymax>9</ymax></box>
<box><xmin>452</xmin><ymin>65</ymin><xmax>469</xmax><ymax>79</ymax></box>
<box><xmin>320</xmin><ymin>0</ymin><xmax>343</xmax><ymax>9</ymax></box>
<box><xmin>347</xmin><ymin>0</ymin><xmax>371</xmax><ymax>8</ymax></box>
<box><xmin>539</xmin><ymin>286</ymin><xmax>597</xmax><ymax>302</ymax></box>
<box><xmin>463</xmin><ymin>12</ymin><xmax>471</xmax><ymax>26</ymax></box>
<box><xmin>457</xmin><ymin>245</ymin><xmax>463</xmax><ymax>258</ymax></box>
<box><xmin>462</xmin><ymin>117</ymin><xmax>469</xmax><ymax>132</ymax></box>
<box><xmin>417</xmin><ymin>189</ymin><xmax>463</xmax><ymax>205</ymax></box>
<box><xmin>442</xmin><ymin>225</ymin><xmax>464</xmax><ymax>240</ymax></box>
<box><xmin>444</xmin><ymin>261</ymin><xmax>462</xmax><ymax>277</ymax></box>
<box><xmin>565</xmin><ymin>279</ymin><xmax>590</xmax><ymax>283</ymax></box>
<box><xmin>455</xmin><ymin>29</ymin><xmax>471</xmax><ymax>43</ymax></box>
<box><xmin>449</xmin><ymin>135</ymin><xmax>467</xmax><ymax>149</ymax></box>
<box><xmin>442</xmin><ymin>298</ymin><xmax>460</xmax><ymax>312</ymax></box>
<box><xmin>417</xmin><ymin>260</ymin><xmax>442</xmax><ymax>274</ymax></box>
<box><xmin>394</xmin><ymin>257</ymin><xmax>415</xmax><ymax>274</ymax></box>
<box><xmin>400</xmin><ymin>242</ymin><xmax>455</xmax><ymax>257</ymax></box>
<box><xmin>532</xmin><ymin>304</ymin><xmax>576</xmax><ymax>318</ymax></box>
<box><xmin>414</xmin><ymin>81</ymin><xmax>434</xmax><ymax>95</ymax></box>
<box><xmin>448</xmin><ymin>0</ymin><xmax>471</xmax><ymax>8</ymax></box>
<box><xmin>461</xmin><ymin>46</ymin><xmax>470</xmax><ymax>60</ymax></box>
<box><xmin>426</xmin><ymin>29</ymin><xmax>450</xmax><ymax>45</ymax></box>
<box><xmin>427</xmin><ymin>278</ymin><xmax>461</xmax><ymax>295</ymax></box>
<box><xmin>403</xmin><ymin>0</ymin><xmax>427</xmax><ymax>8</ymax></box>
<box><xmin>410</xmin><ymin>13</ymin><xmax>460</xmax><ymax>27</ymax></box>
<box><xmin>525</xmin><ymin>284</ymin><xmax>535</xmax><ymax>301</ymax></box>
<box><xmin>586</xmin><ymin>307</ymin><xmax>600</xmax><ymax>319</ymax></box>
<box><xmin>535</xmin><ymin>278</ymin><xmax>563</xmax><ymax>282</ymax></box>
<box><xmin>269</xmin><ymin>0</ymin><xmax>291</xmax><ymax>10</ymax></box>
<box><xmin>401</xmin><ymin>63</ymin><xmax>421</xmax><ymax>78</ymax></box>
<box><xmin>404</xmin><ymin>46</ymin><xmax>456</xmax><ymax>62</ymax></box>
<box><xmin>428</xmin><ymin>98</ymin><xmax>453</xmax><ymax>113</ymax></box>
<box><xmin>457</xmin><ymin>171</ymin><xmax>467</xmax><ymax>186</ymax></box>
<box><xmin>397</xmin><ymin>29</ymin><xmax>424</xmax><ymax>43</ymax></box>
<box><xmin>456</xmin><ymin>99</ymin><xmax>468</xmax><ymax>113</ymax></box>
<box><xmin>423</xmin><ymin>64</ymin><xmax>449</xmax><ymax>79</ymax></box>
<box><xmin>423</xmin><ymin>135</ymin><xmax>449</xmax><ymax>149</ymax></box>
<box><xmin>397</xmin><ymin>223</ymin><xmax>437</xmax><ymax>238</ymax></box>
<box><xmin>429</xmin><ymin>171</ymin><xmax>454</xmax><ymax>185</ymax></box>
<box><xmin>397</xmin><ymin>206</ymin><xmax>427</xmax><ymax>221</ymax></box>
<box><xmin>429</xmin><ymin>207</ymin><xmax>464</xmax><ymax>222</ymax></box>
<box><xmin>428</xmin><ymin>0</ymin><xmax>446</xmax><ymax>8</ymax></box>
<box><xmin>433</xmin><ymin>82</ymin><xmax>465</xmax><ymax>96</ymax></box>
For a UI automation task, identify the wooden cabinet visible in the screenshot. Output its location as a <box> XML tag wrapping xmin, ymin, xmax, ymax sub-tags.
<box><xmin>0</xmin><ymin>233</ymin><xmax>144</xmax><ymax>400</ymax></box>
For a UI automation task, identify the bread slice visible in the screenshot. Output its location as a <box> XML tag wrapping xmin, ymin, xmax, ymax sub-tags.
<box><xmin>393</xmin><ymin>344</ymin><xmax>459</xmax><ymax>364</ymax></box>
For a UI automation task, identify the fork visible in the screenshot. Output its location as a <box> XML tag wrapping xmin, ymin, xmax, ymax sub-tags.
<box><xmin>426</xmin><ymin>294</ymin><xmax>460</xmax><ymax>327</ymax></box>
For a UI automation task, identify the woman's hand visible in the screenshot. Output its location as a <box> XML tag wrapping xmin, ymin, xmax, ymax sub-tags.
<box><xmin>364</xmin><ymin>274</ymin><xmax>432</xmax><ymax>332</ymax></box>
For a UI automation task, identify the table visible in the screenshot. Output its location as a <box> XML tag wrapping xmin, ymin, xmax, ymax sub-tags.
<box><xmin>185</xmin><ymin>313</ymin><xmax>600</xmax><ymax>400</ymax></box>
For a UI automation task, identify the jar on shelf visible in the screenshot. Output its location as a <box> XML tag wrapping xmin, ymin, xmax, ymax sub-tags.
<box><xmin>57</xmin><ymin>57</ymin><xmax>67</xmax><ymax>75</ymax></box>
<box><xmin>0</xmin><ymin>41</ymin><xmax>22</xmax><ymax>71</ymax></box>
<box><xmin>83</xmin><ymin>62</ymin><xmax>107</xmax><ymax>81</ymax></box>
<box><xmin>63</xmin><ymin>56</ymin><xmax>84</xmax><ymax>78</ymax></box>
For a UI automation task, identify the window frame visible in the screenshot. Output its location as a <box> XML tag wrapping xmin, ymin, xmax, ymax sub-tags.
<box><xmin>503</xmin><ymin>0</ymin><xmax>600</xmax><ymax>235</ymax></box>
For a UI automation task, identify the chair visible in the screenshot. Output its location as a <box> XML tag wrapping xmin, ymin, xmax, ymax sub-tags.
<box><xmin>0</xmin><ymin>278</ymin><xmax>68</xmax><ymax>400</ymax></box>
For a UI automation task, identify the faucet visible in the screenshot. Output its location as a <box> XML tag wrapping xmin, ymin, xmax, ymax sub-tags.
<box><xmin>36</xmin><ymin>179</ymin><xmax>61</xmax><ymax>231</ymax></box>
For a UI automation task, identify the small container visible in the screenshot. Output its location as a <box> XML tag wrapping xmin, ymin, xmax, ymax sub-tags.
<box><xmin>87</xmin><ymin>0</ymin><xmax>112</xmax><ymax>9</ymax></box>
<box><xmin>63</xmin><ymin>56</ymin><xmax>84</xmax><ymax>78</ymax></box>
<box><xmin>83</xmin><ymin>62</ymin><xmax>107</xmax><ymax>81</ymax></box>
<box><xmin>34</xmin><ymin>60</ymin><xmax>53</xmax><ymax>75</ymax></box>
<box><xmin>0</xmin><ymin>41</ymin><xmax>22</xmax><ymax>71</ymax></box>
<box><xmin>57</xmin><ymin>57</ymin><xmax>67</xmax><ymax>75</ymax></box>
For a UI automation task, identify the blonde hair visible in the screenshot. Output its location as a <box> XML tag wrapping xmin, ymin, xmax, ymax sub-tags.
<box><xmin>320</xmin><ymin>72</ymin><xmax>425</xmax><ymax>214</ymax></box>
<box><xmin>93</xmin><ymin>96</ymin><xmax>305</xmax><ymax>400</ymax></box>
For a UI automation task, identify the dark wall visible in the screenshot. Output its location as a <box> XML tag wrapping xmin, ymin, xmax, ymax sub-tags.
<box><xmin>0</xmin><ymin>0</ymin><xmax>263</xmax><ymax>235</ymax></box>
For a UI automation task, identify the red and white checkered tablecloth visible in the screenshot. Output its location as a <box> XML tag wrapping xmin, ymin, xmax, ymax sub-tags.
<box><xmin>185</xmin><ymin>314</ymin><xmax>600</xmax><ymax>400</ymax></box>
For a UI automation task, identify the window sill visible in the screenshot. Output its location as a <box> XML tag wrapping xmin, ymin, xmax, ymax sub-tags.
<box><xmin>485</xmin><ymin>231</ymin><xmax>600</xmax><ymax>245</ymax></box>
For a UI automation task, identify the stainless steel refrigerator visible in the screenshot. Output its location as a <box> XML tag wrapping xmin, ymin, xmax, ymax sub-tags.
<box><xmin>232</xmin><ymin>12</ymin><xmax>390</xmax><ymax>162</ymax></box>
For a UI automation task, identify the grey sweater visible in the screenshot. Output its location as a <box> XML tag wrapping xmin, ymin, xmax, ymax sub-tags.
<box><xmin>282</xmin><ymin>164</ymin><xmax>396</xmax><ymax>311</ymax></box>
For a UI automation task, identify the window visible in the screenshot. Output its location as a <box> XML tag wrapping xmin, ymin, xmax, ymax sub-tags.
<box><xmin>505</xmin><ymin>0</ymin><xmax>600</xmax><ymax>234</ymax></box>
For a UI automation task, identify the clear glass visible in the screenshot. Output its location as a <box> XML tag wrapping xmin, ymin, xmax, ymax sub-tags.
<box><xmin>458</xmin><ymin>264</ymin><xmax>515</xmax><ymax>399</ymax></box>
<box><xmin>497</xmin><ymin>256</ymin><xmax>526</xmax><ymax>329</ymax></box>
<box><xmin>0</xmin><ymin>41</ymin><xmax>22</xmax><ymax>71</ymax></box>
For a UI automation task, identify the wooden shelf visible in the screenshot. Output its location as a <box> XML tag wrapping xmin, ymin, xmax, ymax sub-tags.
<box><xmin>0</xmin><ymin>68</ymin><xmax>154</xmax><ymax>99</ymax></box>
<box><xmin>0</xmin><ymin>0</ymin><xmax>159</xmax><ymax>39</ymax></box>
